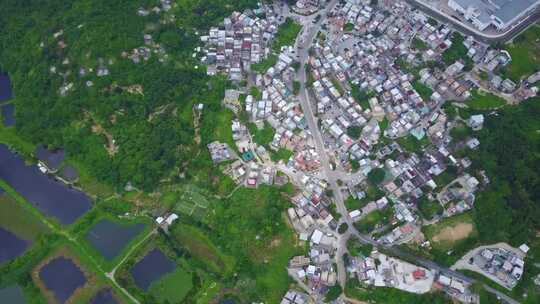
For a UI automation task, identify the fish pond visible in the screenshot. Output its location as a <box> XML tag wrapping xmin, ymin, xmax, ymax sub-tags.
<box><xmin>130</xmin><ymin>249</ymin><xmax>176</xmax><ymax>291</ymax></box>
<box><xmin>0</xmin><ymin>285</ymin><xmax>26</xmax><ymax>304</ymax></box>
<box><xmin>0</xmin><ymin>73</ymin><xmax>12</xmax><ymax>102</ymax></box>
<box><xmin>38</xmin><ymin>256</ymin><xmax>87</xmax><ymax>303</ymax></box>
<box><xmin>0</xmin><ymin>228</ymin><xmax>29</xmax><ymax>264</ymax></box>
<box><xmin>91</xmin><ymin>288</ymin><xmax>118</xmax><ymax>304</ymax></box>
<box><xmin>0</xmin><ymin>144</ymin><xmax>92</xmax><ymax>225</ymax></box>
<box><xmin>86</xmin><ymin>219</ymin><xmax>145</xmax><ymax>261</ymax></box>
<box><xmin>1</xmin><ymin>103</ymin><xmax>15</xmax><ymax>127</ymax></box>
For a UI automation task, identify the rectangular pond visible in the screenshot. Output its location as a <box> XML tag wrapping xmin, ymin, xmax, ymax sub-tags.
<box><xmin>0</xmin><ymin>285</ymin><xmax>27</xmax><ymax>304</ymax></box>
<box><xmin>38</xmin><ymin>256</ymin><xmax>87</xmax><ymax>303</ymax></box>
<box><xmin>86</xmin><ymin>219</ymin><xmax>145</xmax><ymax>261</ymax></box>
<box><xmin>0</xmin><ymin>144</ymin><xmax>92</xmax><ymax>225</ymax></box>
<box><xmin>130</xmin><ymin>249</ymin><xmax>176</xmax><ymax>291</ymax></box>
<box><xmin>91</xmin><ymin>288</ymin><xmax>118</xmax><ymax>304</ymax></box>
<box><xmin>0</xmin><ymin>228</ymin><xmax>29</xmax><ymax>265</ymax></box>
<box><xmin>0</xmin><ymin>73</ymin><xmax>12</xmax><ymax>103</ymax></box>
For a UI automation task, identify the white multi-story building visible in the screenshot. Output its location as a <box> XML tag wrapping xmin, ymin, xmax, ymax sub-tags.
<box><xmin>448</xmin><ymin>0</ymin><xmax>540</xmax><ymax>31</ymax></box>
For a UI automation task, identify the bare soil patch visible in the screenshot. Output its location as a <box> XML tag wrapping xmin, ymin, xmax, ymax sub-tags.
<box><xmin>432</xmin><ymin>223</ymin><xmax>473</xmax><ymax>243</ymax></box>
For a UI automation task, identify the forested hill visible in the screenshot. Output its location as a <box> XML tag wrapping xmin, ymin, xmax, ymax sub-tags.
<box><xmin>0</xmin><ymin>0</ymin><xmax>257</xmax><ymax>191</ymax></box>
<box><xmin>469</xmin><ymin>96</ymin><xmax>540</xmax><ymax>250</ymax></box>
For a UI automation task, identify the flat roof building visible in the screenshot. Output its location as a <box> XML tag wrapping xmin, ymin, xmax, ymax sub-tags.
<box><xmin>448</xmin><ymin>0</ymin><xmax>540</xmax><ymax>31</ymax></box>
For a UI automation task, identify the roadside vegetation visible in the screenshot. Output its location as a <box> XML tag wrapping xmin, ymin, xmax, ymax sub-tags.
<box><xmin>501</xmin><ymin>25</ymin><xmax>540</xmax><ymax>81</ymax></box>
<box><xmin>467</xmin><ymin>89</ymin><xmax>506</xmax><ymax>110</ymax></box>
<box><xmin>272</xmin><ymin>18</ymin><xmax>302</xmax><ymax>52</ymax></box>
<box><xmin>442</xmin><ymin>32</ymin><xmax>473</xmax><ymax>70</ymax></box>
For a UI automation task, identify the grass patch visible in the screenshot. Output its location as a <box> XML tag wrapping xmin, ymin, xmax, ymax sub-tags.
<box><xmin>66</xmin><ymin>159</ymin><xmax>115</xmax><ymax>198</ymax></box>
<box><xmin>467</xmin><ymin>90</ymin><xmax>506</xmax><ymax>110</ymax></box>
<box><xmin>378</xmin><ymin>117</ymin><xmax>389</xmax><ymax>132</ymax></box>
<box><xmin>412</xmin><ymin>38</ymin><xmax>428</xmax><ymax>50</ymax></box>
<box><xmin>293</xmin><ymin>80</ymin><xmax>300</xmax><ymax>95</ymax></box>
<box><xmin>0</xmin><ymin>123</ymin><xmax>35</xmax><ymax>157</ymax></box>
<box><xmin>273</xmin><ymin>18</ymin><xmax>302</xmax><ymax>52</ymax></box>
<box><xmin>251</xmin><ymin>54</ymin><xmax>278</xmax><ymax>74</ymax></box>
<box><xmin>423</xmin><ymin>213</ymin><xmax>477</xmax><ymax>251</ymax></box>
<box><xmin>212</xmin><ymin>108</ymin><xmax>235</xmax><ymax>148</ymax></box>
<box><xmin>413</xmin><ymin>80</ymin><xmax>433</xmax><ymax>100</ymax></box>
<box><xmin>169</xmin><ymin>223</ymin><xmax>235</xmax><ymax>277</ymax></box>
<box><xmin>271</xmin><ymin>148</ymin><xmax>293</xmax><ymax>162</ymax></box>
<box><xmin>345</xmin><ymin>186</ymin><xmax>384</xmax><ymax>211</ymax></box>
<box><xmin>195</xmin><ymin>281</ymin><xmax>221</xmax><ymax>304</ymax></box>
<box><xmin>331</xmin><ymin>78</ymin><xmax>344</xmax><ymax>95</ymax></box>
<box><xmin>343</xmin><ymin>23</ymin><xmax>354</xmax><ymax>32</ymax></box>
<box><xmin>502</xmin><ymin>25</ymin><xmax>540</xmax><ymax>81</ymax></box>
<box><xmin>347</xmin><ymin>239</ymin><xmax>373</xmax><ymax>257</ymax></box>
<box><xmin>442</xmin><ymin>32</ymin><xmax>473</xmax><ymax>70</ymax></box>
<box><xmin>397</xmin><ymin>135</ymin><xmax>430</xmax><ymax>154</ymax></box>
<box><xmin>0</xmin><ymin>193</ymin><xmax>48</xmax><ymax>241</ymax></box>
<box><xmin>248</xmin><ymin>122</ymin><xmax>275</xmax><ymax>147</ymax></box>
<box><xmin>354</xmin><ymin>208</ymin><xmax>393</xmax><ymax>233</ymax></box>
<box><xmin>417</xmin><ymin>197</ymin><xmax>443</xmax><ymax>221</ymax></box>
<box><xmin>148</xmin><ymin>267</ymin><xmax>193</xmax><ymax>304</ymax></box>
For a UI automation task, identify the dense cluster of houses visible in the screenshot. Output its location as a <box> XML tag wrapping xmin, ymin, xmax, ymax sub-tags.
<box><xmin>200</xmin><ymin>6</ymin><xmax>281</xmax><ymax>81</ymax></box>
<box><xmin>196</xmin><ymin>0</ymin><xmax>538</xmax><ymax>302</ymax></box>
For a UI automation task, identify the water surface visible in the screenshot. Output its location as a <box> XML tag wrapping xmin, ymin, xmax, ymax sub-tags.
<box><xmin>0</xmin><ymin>145</ymin><xmax>92</xmax><ymax>225</ymax></box>
<box><xmin>0</xmin><ymin>74</ymin><xmax>12</xmax><ymax>102</ymax></box>
<box><xmin>0</xmin><ymin>228</ymin><xmax>29</xmax><ymax>264</ymax></box>
<box><xmin>1</xmin><ymin>104</ymin><xmax>15</xmax><ymax>126</ymax></box>
<box><xmin>86</xmin><ymin>219</ymin><xmax>145</xmax><ymax>261</ymax></box>
<box><xmin>130</xmin><ymin>249</ymin><xmax>175</xmax><ymax>291</ymax></box>
<box><xmin>0</xmin><ymin>285</ymin><xmax>26</xmax><ymax>304</ymax></box>
<box><xmin>38</xmin><ymin>256</ymin><xmax>87</xmax><ymax>303</ymax></box>
<box><xmin>91</xmin><ymin>288</ymin><xmax>118</xmax><ymax>304</ymax></box>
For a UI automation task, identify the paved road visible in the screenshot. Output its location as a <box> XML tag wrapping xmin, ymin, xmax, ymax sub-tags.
<box><xmin>295</xmin><ymin>0</ymin><xmax>353</xmax><ymax>288</ymax></box>
<box><xmin>407</xmin><ymin>0</ymin><xmax>540</xmax><ymax>44</ymax></box>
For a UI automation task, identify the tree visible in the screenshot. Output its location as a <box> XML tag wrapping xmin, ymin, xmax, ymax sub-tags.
<box><xmin>367</xmin><ymin>168</ymin><xmax>385</xmax><ymax>185</ymax></box>
<box><xmin>325</xmin><ymin>285</ymin><xmax>343</xmax><ymax>302</ymax></box>
<box><xmin>338</xmin><ymin>223</ymin><xmax>349</xmax><ymax>234</ymax></box>
<box><xmin>347</xmin><ymin>126</ymin><xmax>362</xmax><ymax>139</ymax></box>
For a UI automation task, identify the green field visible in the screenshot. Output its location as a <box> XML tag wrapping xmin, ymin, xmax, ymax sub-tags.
<box><xmin>423</xmin><ymin>213</ymin><xmax>477</xmax><ymax>251</ymax></box>
<box><xmin>170</xmin><ymin>223</ymin><xmax>235</xmax><ymax>276</ymax></box>
<box><xmin>467</xmin><ymin>90</ymin><xmax>506</xmax><ymax>110</ymax></box>
<box><xmin>397</xmin><ymin>135</ymin><xmax>430</xmax><ymax>154</ymax></box>
<box><xmin>0</xmin><ymin>124</ymin><xmax>36</xmax><ymax>158</ymax></box>
<box><xmin>148</xmin><ymin>267</ymin><xmax>193</xmax><ymax>304</ymax></box>
<box><xmin>0</xmin><ymin>194</ymin><xmax>48</xmax><ymax>241</ymax></box>
<box><xmin>413</xmin><ymin>81</ymin><xmax>433</xmax><ymax>100</ymax></box>
<box><xmin>354</xmin><ymin>208</ymin><xmax>393</xmax><ymax>233</ymax></box>
<box><xmin>173</xmin><ymin>185</ymin><xmax>211</xmax><ymax>220</ymax></box>
<box><xmin>195</xmin><ymin>281</ymin><xmax>221</xmax><ymax>304</ymax></box>
<box><xmin>251</xmin><ymin>54</ymin><xmax>278</xmax><ymax>74</ymax></box>
<box><xmin>248</xmin><ymin>122</ymin><xmax>275</xmax><ymax>147</ymax></box>
<box><xmin>270</xmin><ymin>148</ymin><xmax>294</xmax><ymax>162</ymax></box>
<box><xmin>273</xmin><ymin>18</ymin><xmax>302</xmax><ymax>52</ymax></box>
<box><xmin>502</xmin><ymin>25</ymin><xmax>540</xmax><ymax>81</ymax></box>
